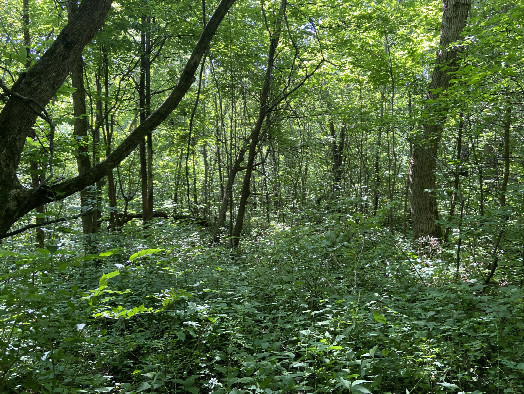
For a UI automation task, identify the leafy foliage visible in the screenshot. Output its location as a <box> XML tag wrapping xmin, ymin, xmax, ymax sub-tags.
<box><xmin>1</xmin><ymin>219</ymin><xmax>522</xmax><ymax>392</ymax></box>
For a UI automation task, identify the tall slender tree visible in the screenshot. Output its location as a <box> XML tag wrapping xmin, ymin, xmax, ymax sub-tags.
<box><xmin>139</xmin><ymin>11</ymin><xmax>153</xmax><ymax>222</ymax></box>
<box><xmin>68</xmin><ymin>0</ymin><xmax>99</xmax><ymax>236</ymax></box>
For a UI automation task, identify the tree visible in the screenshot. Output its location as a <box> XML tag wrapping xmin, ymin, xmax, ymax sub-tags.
<box><xmin>409</xmin><ymin>0</ymin><xmax>471</xmax><ymax>239</ymax></box>
<box><xmin>230</xmin><ymin>0</ymin><xmax>287</xmax><ymax>248</ymax></box>
<box><xmin>0</xmin><ymin>0</ymin><xmax>237</xmax><ymax>238</ymax></box>
<box><xmin>68</xmin><ymin>0</ymin><xmax>99</xmax><ymax>236</ymax></box>
<box><xmin>139</xmin><ymin>10</ymin><xmax>154</xmax><ymax>223</ymax></box>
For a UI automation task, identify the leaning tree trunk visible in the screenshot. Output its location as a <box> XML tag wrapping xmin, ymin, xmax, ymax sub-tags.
<box><xmin>484</xmin><ymin>104</ymin><xmax>512</xmax><ymax>285</ymax></box>
<box><xmin>0</xmin><ymin>0</ymin><xmax>112</xmax><ymax>238</ymax></box>
<box><xmin>409</xmin><ymin>0</ymin><xmax>471</xmax><ymax>239</ymax></box>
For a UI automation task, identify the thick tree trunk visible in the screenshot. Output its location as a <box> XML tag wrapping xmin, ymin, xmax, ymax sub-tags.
<box><xmin>409</xmin><ymin>0</ymin><xmax>471</xmax><ymax>239</ymax></box>
<box><xmin>409</xmin><ymin>135</ymin><xmax>441</xmax><ymax>238</ymax></box>
<box><xmin>0</xmin><ymin>0</ymin><xmax>112</xmax><ymax>236</ymax></box>
<box><xmin>0</xmin><ymin>0</ymin><xmax>112</xmax><ymax>192</ymax></box>
<box><xmin>0</xmin><ymin>0</ymin><xmax>237</xmax><ymax>238</ymax></box>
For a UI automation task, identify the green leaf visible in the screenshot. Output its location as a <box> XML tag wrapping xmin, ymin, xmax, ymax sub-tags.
<box><xmin>351</xmin><ymin>383</ymin><xmax>372</xmax><ymax>393</ymax></box>
<box><xmin>99</xmin><ymin>271</ymin><xmax>120</xmax><ymax>288</ymax></box>
<box><xmin>437</xmin><ymin>382</ymin><xmax>459</xmax><ymax>389</ymax></box>
<box><xmin>99</xmin><ymin>249</ymin><xmax>121</xmax><ymax>257</ymax></box>
<box><xmin>126</xmin><ymin>304</ymin><xmax>148</xmax><ymax>318</ymax></box>
<box><xmin>46</xmin><ymin>245</ymin><xmax>59</xmax><ymax>254</ymax></box>
<box><xmin>136</xmin><ymin>382</ymin><xmax>151</xmax><ymax>392</ymax></box>
<box><xmin>129</xmin><ymin>248</ymin><xmax>165</xmax><ymax>261</ymax></box>
<box><xmin>373</xmin><ymin>311</ymin><xmax>387</xmax><ymax>324</ymax></box>
<box><xmin>37</xmin><ymin>248</ymin><xmax>50</xmax><ymax>256</ymax></box>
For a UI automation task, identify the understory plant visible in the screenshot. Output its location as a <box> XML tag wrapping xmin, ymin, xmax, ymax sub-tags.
<box><xmin>0</xmin><ymin>219</ymin><xmax>522</xmax><ymax>393</ymax></box>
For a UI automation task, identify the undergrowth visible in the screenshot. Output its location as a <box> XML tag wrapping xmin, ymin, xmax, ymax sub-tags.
<box><xmin>0</xmin><ymin>216</ymin><xmax>523</xmax><ymax>393</ymax></box>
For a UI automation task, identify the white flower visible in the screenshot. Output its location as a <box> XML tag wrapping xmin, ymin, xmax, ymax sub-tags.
<box><xmin>208</xmin><ymin>377</ymin><xmax>219</xmax><ymax>388</ymax></box>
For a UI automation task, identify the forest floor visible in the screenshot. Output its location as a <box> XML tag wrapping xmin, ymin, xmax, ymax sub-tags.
<box><xmin>1</xmin><ymin>215</ymin><xmax>523</xmax><ymax>393</ymax></box>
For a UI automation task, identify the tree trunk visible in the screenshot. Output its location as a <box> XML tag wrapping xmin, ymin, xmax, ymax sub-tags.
<box><xmin>409</xmin><ymin>0</ymin><xmax>471</xmax><ymax>239</ymax></box>
<box><xmin>409</xmin><ymin>135</ymin><xmax>442</xmax><ymax>238</ymax></box>
<box><xmin>202</xmin><ymin>143</ymin><xmax>210</xmax><ymax>220</ymax></box>
<box><xmin>68</xmin><ymin>1</ymin><xmax>98</xmax><ymax>235</ymax></box>
<box><xmin>484</xmin><ymin>104</ymin><xmax>512</xmax><ymax>285</ymax></box>
<box><xmin>330</xmin><ymin>120</ymin><xmax>345</xmax><ymax>194</ymax></box>
<box><xmin>385</xmin><ymin>34</ymin><xmax>397</xmax><ymax>231</ymax></box>
<box><xmin>140</xmin><ymin>13</ymin><xmax>153</xmax><ymax>223</ymax></box>
<box><xmin>499</xmin><ymin>105</ymin><xmax>511</xmax><ymax>208</ymax></box>
<box><xmin>213</xmin><ymin>146</ymin><xmax>246</xmax><ymax>242</ymax></box>
<box><xmin>444</xmin><ymin>112</ymin><xmax>464</xmax><ymax>241</ymax></box>
<box><xmin>0</xmin><ymin>0</ymin><xmax>112</xmax><ymax>193</ymax></box>
<box><xmin>186</xmin><ymin>55</ymin><xmax>207</xmax><ymax>214</ymax></box>
<box><xmin>102</xmin><ymin>48</ymin><xmax>118</xmax><ymax>229</ymax></box>
<box><xmin>71</xmin><ymin>54</ymin><xmax>98</xmax><ymax>234</ymax></box>
<box><xmin>231</xmin><ymin>0</ymin><xmax>287</xmax><ymax>248</ymax></box>
<box><xmin>373</xmin><ymin>97</ymin><xmax>384</xmax><ymax>217</ymax></box>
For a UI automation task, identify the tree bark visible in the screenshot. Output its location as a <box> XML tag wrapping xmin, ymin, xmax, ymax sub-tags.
<box><xmin>409</xmin><ymin>0</ymin><xmax>471</xmax><ymax>239</ymax></box>
<box><xmin>213</xmin><ymin>146</ymin><xmax>246</xmax><ymax>242</ymax></box>
<box><xmin>0</xmin><ymin>0</ymin><xmax>237</xmax><ymax>238</ymax></box>
<box><xmin>68</xmin><ymin>0</ymin><xmax>98</xmax><ymax>235</ymax></box>
<box><xmin>484</xmin><ymin>104</ymin><xmax>512</xmax><ymax>285</ymax></box>
<box><xmin>0</xmin><ymin>0</ymin><xmax>112</xmax><ymax>192</ymax></box>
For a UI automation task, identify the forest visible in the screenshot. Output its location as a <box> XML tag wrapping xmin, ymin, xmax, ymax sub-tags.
<box><xmin>0</xmin><ymin>0</ymin><xmax>523</xmax><ymax>392</ymax></box>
